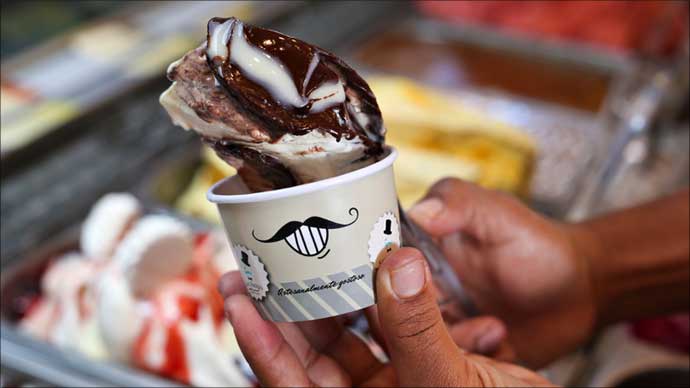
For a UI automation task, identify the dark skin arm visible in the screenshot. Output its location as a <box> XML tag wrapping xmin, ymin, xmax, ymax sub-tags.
<box><xmin>574</xmin><ymin>188</ymin><xmax>690</xmax><ymax>327</ymax></box>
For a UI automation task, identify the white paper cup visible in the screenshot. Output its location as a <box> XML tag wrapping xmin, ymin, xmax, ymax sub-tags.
<box><xmin>207</xmin><ymin>147</ymin><xmax>400</xmax><ymax>322</ymax></box>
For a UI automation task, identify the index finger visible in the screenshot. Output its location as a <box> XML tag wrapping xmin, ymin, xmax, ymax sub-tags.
<box><xmin>225</xmin><ymin>295</ymin><xmax>312</xmax><ymax>387</ymax></box>
<box><xmin>409</xmin><ymin>178</ymin><xmax>526</xmax><ymax>243</ymax></box>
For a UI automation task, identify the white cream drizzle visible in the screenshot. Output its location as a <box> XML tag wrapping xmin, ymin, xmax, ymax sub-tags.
<box><xmin>206</xmin><ymin>19</ymin><xmax>345</xmax><ymax>113</ymax></box>
<box><xmin>308</xmin><ymin>81</ymin><xmax>346</xmax><ymax>113</ymax></box>
<box><xmin>230</xmin><ymin>21</ymin><xmax>307</xmax><ymax>108</ymax></box>
<box><xmin>303</xmin><ymin>54</ymin><xmax>320</xmax><ymax>90</ymax></box>
<box><xmin>207</xmin><ymin>19</ymin><xmax>233</xmax><ymax>61</ymax></box>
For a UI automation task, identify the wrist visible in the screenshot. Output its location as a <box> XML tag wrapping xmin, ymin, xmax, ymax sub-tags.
<box><xmin>571</xmin><ymin>190</ymin><xmax>690</xmax><ymax>327</ymax></box>
<box><xmin>564</xmin><ymin>222</ymin><xmax>607</xmax><ymax>330</ymax></box>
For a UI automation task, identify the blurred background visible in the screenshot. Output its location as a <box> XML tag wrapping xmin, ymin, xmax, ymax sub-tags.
<box><xmin>1</xmin><ymin>1</ymin><xmax>688</xmax><ymax>387</ymax></box>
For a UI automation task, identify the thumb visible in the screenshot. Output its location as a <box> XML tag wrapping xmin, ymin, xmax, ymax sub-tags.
<box><xmin>376</xmin><ymin>248</ymin><xmax>475</xmax><ymax>386</ymax></box>
<box><xmin>407</xmin><ymin>178</ymin><xmax>485</xmax><ymax>238</ymax></box>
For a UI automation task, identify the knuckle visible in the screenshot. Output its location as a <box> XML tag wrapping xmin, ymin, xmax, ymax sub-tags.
<box><xmin>395</xmin><ymin>308</ymin><xmax>438</xmax><ymax>338</ymax></box>
<box><xmin>301</xmin><ymin>345</ymin><xmax>320</xmax><ymax>370</ymax></box>
<box><xmin>458</xmin><ymin>355</ymin><xmax>499</xmax><ymax>387</ymax></box>
<box><xmin>262</xmin><ymin>337</ymin><xmax>288</xmax><ymax>365</ymax></box>
<box><xmin>475</xmin><ymin>367</ymin><xmax>498</xmax><ymax>387</ymax></box>
<box><xmin>429</xmin><ymin>178</ymin><xmax>481</xmax><ymax>207</ymax></box>
<box><xmin>319</xmin><ymin>326</ymin><xmax>346</xmax><ymax>355</ymax></box>
<box><xmin>392</xmin><ymin>297</ymin><xmax>442</xmax><ymax>345</ymax></box>
<box><xmin>492</xmin><ymin>189</ymin><xmax>521</xmax><ymax>206</ymax></box>
<box><xmin>430</xmin><ymin>177</ymin><xmax>464</xmax><ymax>194</ymax></box>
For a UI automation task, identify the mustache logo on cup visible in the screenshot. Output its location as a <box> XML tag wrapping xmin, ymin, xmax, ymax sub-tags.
<box><xmin>252</xmin><ymin>208</ymin><xmax>359</xmax><ymax>259</ymax></box>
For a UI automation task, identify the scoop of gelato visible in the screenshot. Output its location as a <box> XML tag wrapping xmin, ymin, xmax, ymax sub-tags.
<box><xmin>160</xmin><ymin>17</ymin><xmax>386</xmax><ymax>191</ymax></box>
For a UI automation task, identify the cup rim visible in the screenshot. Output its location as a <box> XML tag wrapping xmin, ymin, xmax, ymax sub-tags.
<box><xmin>207</xmin><ymin>146</ymin><xmax>397</xmax><ymax>204</ymax></box>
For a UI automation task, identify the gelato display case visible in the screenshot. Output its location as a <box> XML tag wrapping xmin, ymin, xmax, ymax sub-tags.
<box><xmin>1</xmin><ymin>1</ymin><xmax>688</xmax><ymax>387</ymax></box>
<box><xmin>1</xmin><ymin>202</ymin><xmax>249</xmax><ymax>387</ymax></box>
<box><xmin>0</xmin><ymin>1</ymin><xmax>300</xmax><ymax>161</ymax></box>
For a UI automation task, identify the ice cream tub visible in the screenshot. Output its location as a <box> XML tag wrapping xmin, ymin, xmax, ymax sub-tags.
<box><xmin>207</xmin><ymin>147</ymin><xmax>400</xmax><ymax>322</ymax></box>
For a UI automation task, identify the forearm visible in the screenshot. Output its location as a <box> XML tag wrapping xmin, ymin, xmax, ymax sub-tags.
<box><xmin>576</xmin><ymin>188</ymin><xmax>689</xmax><ymax>327</ymax></box>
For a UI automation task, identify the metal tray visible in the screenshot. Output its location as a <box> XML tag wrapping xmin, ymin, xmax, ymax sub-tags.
<box><xmin>435</xmin><ymin>86</ymin><xmax>607</xmax><ymax>218</ymax></box>
<box><xmin>0</xmin><ymin>0</ymin><xmax>305</xmax><ymax>162</ymax></box>
<box><xmin>343</xmin><ymin>16</ymin><xmax>636</xmax><ymax>111</ymax></box>
<box><xmin>341</xmin><ymin>13</ymin><xmax>687</xmax><ymax>220</ymax></box>
<box><xmin>339</xmin><ymin>16</ymin><xmax>623</xmax><ymax>218</ymax></box>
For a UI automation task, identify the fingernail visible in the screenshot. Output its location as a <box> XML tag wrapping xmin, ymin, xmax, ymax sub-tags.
<box><xmin>476</xmin><ymin>324</ymin><xmax>505</xmax><ymax>354</ymax></box>
<box><xmin>409</xmin><ymin>198</ymin><xmax>444</xmax><ymax>223</ymax></box>
<box><xmin>390</xmin><ymin>257</ymin><xmax>427</xmax><ymax>299</ymax></box>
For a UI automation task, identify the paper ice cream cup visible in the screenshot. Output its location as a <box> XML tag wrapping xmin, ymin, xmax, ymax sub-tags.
<box><xmin>207</xmin><ymin>147</ymin><xmax>400</xmax><ymax>322</ymax></box>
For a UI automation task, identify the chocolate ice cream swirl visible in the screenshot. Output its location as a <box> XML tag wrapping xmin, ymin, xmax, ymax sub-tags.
<box><xmin>161</xmin><ymin>17</ymin><xmax>385</xmax><ymax>192</ymax></box>
<box><xmin>205</xmin><ymin>17</ymin><xmax>384</xmax><ymax>150</ymax></box>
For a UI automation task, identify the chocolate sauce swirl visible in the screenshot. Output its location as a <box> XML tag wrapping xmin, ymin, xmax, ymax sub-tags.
<box><xmin>205</xmin><ymin>17</ymin><xmax>384</xmax><ymax>154</ymax></box>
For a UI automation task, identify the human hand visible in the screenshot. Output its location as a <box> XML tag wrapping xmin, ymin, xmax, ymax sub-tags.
<box><xmin>409</xmin><ymin>178</ymin><xmax>599</xmax><ymax>367</ymax></box>
<box><xmin>218</xmin><ymin>248</ymin><xmax>553</xmax><ymax>387</ymax></box>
